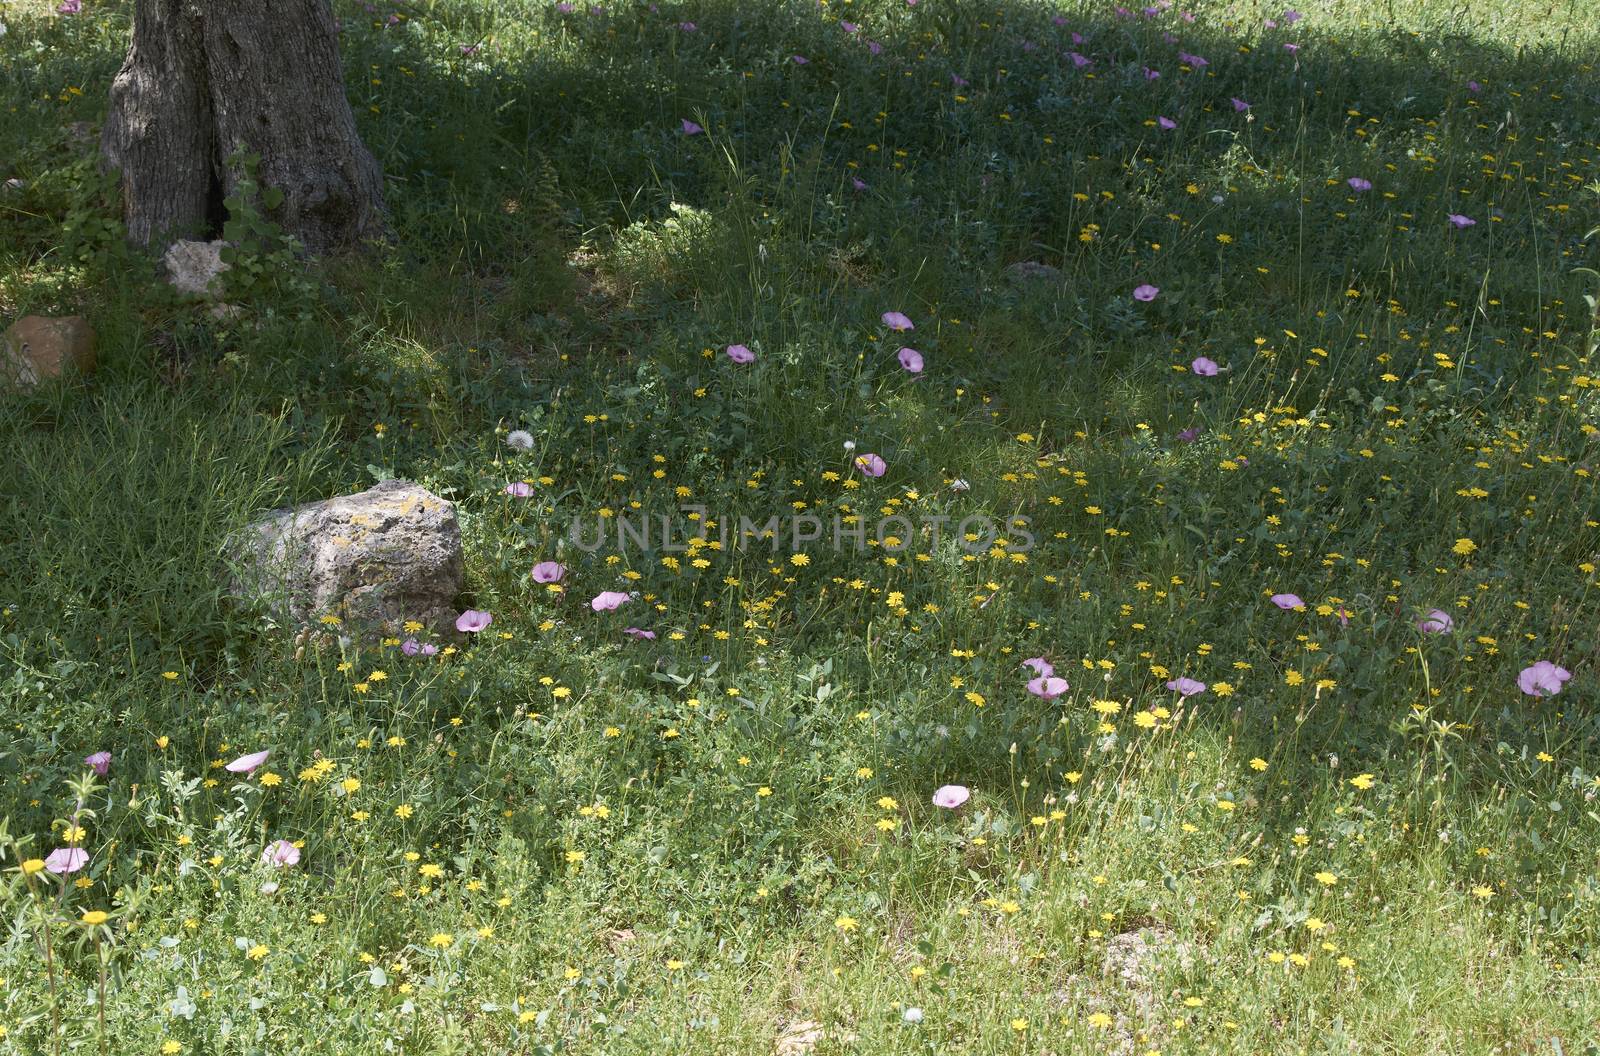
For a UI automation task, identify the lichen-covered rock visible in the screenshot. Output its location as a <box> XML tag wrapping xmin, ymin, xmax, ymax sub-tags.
<box><xmin>775</xmin><ymin>1020</ymin><xmax>826</xmax><ymax>1056</ymax></box>
<box><xmin>1005</xmin><ymin>261</ymin><xmax>1063</xmax><ymax>284</ymax></box>
<box><xmin>1101</xmin><ymin>925</ymin><xmax>1191</xmax><ymax>991</ymax></box>
<box><xmin>228</xmin><ymin>479</ymin><xmax>463</xmax><ymax>636</ymax></box>
<box><xmin>1</xmin><ymin>315</ymin><xmax>97</xmax><ymax>387</ymax></box>
<box><xmin>163</xmin><ymin>239</ymin><xmax>230</xmax><ymax>299</ymax></box>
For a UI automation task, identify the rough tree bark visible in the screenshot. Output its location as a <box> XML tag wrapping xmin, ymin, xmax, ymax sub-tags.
<box><xmin>101</xmin><ymin>0</ymin><xmax>389</xmax><ymax>256</ymax></box>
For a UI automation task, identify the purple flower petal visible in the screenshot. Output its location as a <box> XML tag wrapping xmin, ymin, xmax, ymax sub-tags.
<box><xmin>1027</xmin><ymin>676</ymin><xmax>1070</xmax><ymax>700</ymax></box>
<box><xmin>591</xmin><ymin>591</ymin><xmax>631</xmax><ymax>612</ymax></box>
<box><xmin>1518</xmin><ymin>661</ymin><xmax>1571</xmax><ymax>698</ymax></box>
<box><xmin>853</xmin><ymin>453</ymin><xmax>887</xmax><ymax>478</ymax></box>
<box><xmin>1417</xmin><ymin>609</ymin><xmax>1453</xmax><ymax>634</ymax></box>
<box><xmin>44</xmin><ymin>847</ymin><xmax>88</xmax><ymax>874</ymax></box>
<box><xmin>455</xmin><ymin>609</ymin><xmax>493</xmax><ymax>633</ymax></box>
<box><xmin>226</xmin><ymin>749</ymin><xmax>270</xmax><ymax>774</ymax></box>
<box><xmin>261</xmin><ymin>840</ymin><xmax>301</xmax><ymax>868</ymax></box>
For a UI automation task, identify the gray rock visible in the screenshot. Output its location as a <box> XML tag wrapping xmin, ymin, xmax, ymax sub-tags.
<box><xmin>2</xmin><ymin>178</ymin><xmax>25</xmax><ymax>193</ymax></box>
<box><xmin>2</xmin><ymin>314</ymin><xmax>97</xmax><ymax>388</ymax></box>
<box><xmin>1006</xmin><ymin>261</ymin><xmax>1063</xmax><ymax>283</ymax></box>
<box><xmin>163</xmin><ymin>239</ymin><xmax>230</xmax><ymax>299</ymax></box>
<box><xmin>228</xmin><ymin>479</ymin><xmax>463</xmax><ymax>636</ymax></box>
<box><xmin>775</xmin><ymin>1021</ymin><xmax>825</xmax><ymax>1056</ymax></box>
<box><xmin>1101</xmin><ymin>925</ymin><xmax>1191</xmax><ymax>991</ymax></box>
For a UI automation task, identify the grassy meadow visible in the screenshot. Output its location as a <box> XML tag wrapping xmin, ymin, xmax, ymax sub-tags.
<box><xmin>1</xmin><ymin>0</ymin><xmax>1598</xmax><ymax>1051</ymax></box>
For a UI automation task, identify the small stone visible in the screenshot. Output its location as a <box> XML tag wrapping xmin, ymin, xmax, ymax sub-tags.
<box><xmin>1101</xmin><ymin>925</ymin><xmax>1191</xmax><ymax>991</ymax></box>
<box><xmin>163</xmin><ymin>239</ymin><xmax>230</xmax><ymax>299</ymax></box>
<box><xmin>2</xmin><ymin>178</ymin><xmax>25</xmax><ymax>193</ymax></box>
<box><xmin>1</xmin><ymin>315</ymin><xmax>97</xmax><ymax>387</ymax></box>
<box><xmin>227</xmin><ymin>479</ymin><xmax>464</xmax><ymax>637</ymax></box>
<box><xmin>775</xmin><ymin>1021</ymin><xmax>826</xmax><ymax>1056</ymax></box>
<box><xmin>1006</xmin><ymin>261</ymin><xmax>1063</xmax><ymax>283</ymax></box>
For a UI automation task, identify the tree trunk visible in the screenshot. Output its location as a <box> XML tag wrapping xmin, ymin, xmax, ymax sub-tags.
<box><xmin>101</xmin><ymin>0</ymin><xmax>389</xmax><ymax>256</ymax></box>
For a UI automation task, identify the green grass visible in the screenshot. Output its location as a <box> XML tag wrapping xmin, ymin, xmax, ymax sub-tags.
<box><xmin>1</xmin><ymin>0</ymin><xmax>1598</xmax><ymax>1052</ymax></box>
